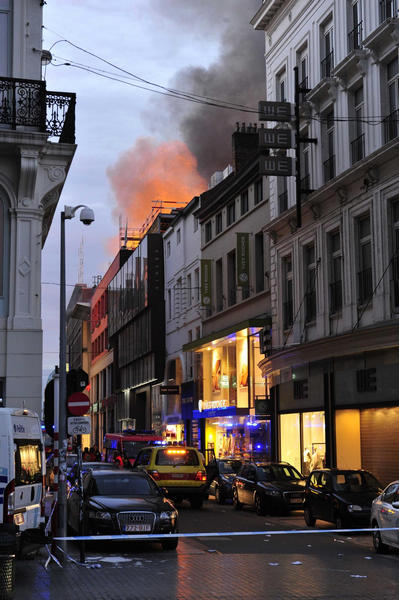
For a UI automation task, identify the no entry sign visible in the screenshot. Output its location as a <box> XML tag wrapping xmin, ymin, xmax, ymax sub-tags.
<box><xmin>67</xmin><ymin>392</ymin><xmax>90</xmax><ymax>416</ymax></box>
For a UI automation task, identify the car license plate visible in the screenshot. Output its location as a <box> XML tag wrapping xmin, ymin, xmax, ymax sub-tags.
<box><xmin>171</xmin><ymin>473</ymin><xmax>184</xmax><ymax>479</ymax></box>
<box><xmin>124</xmin><ymin>524</ymin><xmax>151</xmax><ymax>532</ymax></box>
<box><xmin>290</xmin><ymin>497</ymin><xmax>303</xmax><ymax>503</ymax></box>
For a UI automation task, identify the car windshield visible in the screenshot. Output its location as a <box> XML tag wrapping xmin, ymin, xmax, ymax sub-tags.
<box><xmin>218</xmin><ymin>460</ymin><xmax>241</xmax><ymax>474</ymax></box>
<box><xmin>155</xmin><ymin>449</ymin><xmax>199</xmax><ymax>466</ymax></box>
<box><xmin>93</xmin><ymin>474</ymin><xmax>155</xmax><ymax>496</ymax></box>
<box><xmin>256</xmin><ymin>465</ymin><xmax>302</xmax><ymax>481</ymax></box>
<box><xmin>333</xmin><ymin>471</ymin><xmax>381</xmax><ymax>492</ymax></box>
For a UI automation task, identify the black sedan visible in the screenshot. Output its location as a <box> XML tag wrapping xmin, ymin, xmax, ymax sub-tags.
<box><xmin>232</xmin><ymin>462</ymin><xmax>306</xmax><ymax>515</ymax></box>
<box><xmin>67</xmin><ymin>469</ymin><xmax>179</xmax><ymax>550</ymax></box>
<box><xmin>68</xmin><ymin>461</ymin><xmax>118</xmax><ymax>483</ymax></box>
<box><xmin>207</xmin><ymin>459</ymin><xmax>242</xmax><ymax>504</ymax></box>
<box><xmin>303</xmin><ymin>468</ymin><xmax>382</xmax><ymax>528</ymax></box>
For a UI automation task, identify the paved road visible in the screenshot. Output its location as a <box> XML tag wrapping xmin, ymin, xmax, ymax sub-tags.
<box><xmin>13</xmin><ymin>498</ymin><xmax>399</xmax><ymax>600</ymax></box>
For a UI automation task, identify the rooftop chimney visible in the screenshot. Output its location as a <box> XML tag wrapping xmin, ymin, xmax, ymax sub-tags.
<box><xmin>232</xmin><ymin>123</ymin><xmax>259</xmax><ymax>173</ymax></box>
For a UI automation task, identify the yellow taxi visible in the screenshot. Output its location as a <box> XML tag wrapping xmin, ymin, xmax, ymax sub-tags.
<box><xmin>134</xmin><ymin>445</ymin><xmax>208</xmax><ymax>508</ymax></box>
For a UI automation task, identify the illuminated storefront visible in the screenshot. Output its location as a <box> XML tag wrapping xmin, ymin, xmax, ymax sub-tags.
<box><xmin>280</xmin><ymin>411</ymin><xmax>326</xmax><ymax>475</ymax></box>
<box><xmin>186</xmin><ymin>321</ymin><xmax>270</xmax><ymax>461</ymax></box>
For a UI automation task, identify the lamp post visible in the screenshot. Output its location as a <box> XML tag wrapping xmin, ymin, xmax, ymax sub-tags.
<box><xmin>58</xmin><ymin>204</ymin><xmax>95</xmax><ymax>554</ymax></box>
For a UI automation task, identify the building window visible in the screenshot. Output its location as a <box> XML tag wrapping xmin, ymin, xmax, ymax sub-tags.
<box><xmin>168</xmin><ymin>289</ymin><xmax>172</xmax><ymax>319</ymax></box>
<box><xmin>254</xmin><ymin>179</ymin><xmax>263</xmax><ymax>205</ymax></box>
<box><xmin>205</xmin><ymin>221</ymin><xmax>212</xmax><ymax>243</ymax></box>
<box><xmin>194</xmin><ymin>268</ymin><xmax>199</xmax><ymax>302</ymax></box>
<box><xmin>356</xmin><ymin>213</ymin><xmax>373</xmax><ymax>305</ymax></box>
<box><xmin>227</xmin><ymin>202</ymin><xmax>235</xmax><ymax>226</ymax></box>
<box><xmin>187</xmin><ymin>330</ymin><xmax>193</xmax><ymax>378</ymax></box>
<box><xmin>174</xmin><ymin>278</ymin><xmax>182</xmax><ymax>315</ymax></box>
<box><xmin>328</xmin><ymin>230</ymin><xmax>343</xmax><ymax>314</ymax></box>
<box><xmin>348</xmin><ymin>1</ymin><xmax>362</xmax><ymax>52</ymax></box>
<box><xmin>278</xmin><ymin>177</ymin><xmax>288</xmax><ymax>214</ymax></box>
<box><xmin>297</xmin><ymin>46</ymin><xmax>309</xmax><ymax>99</ymax></box>
<box><xmin>216</xmin><ymin>212</ymin><xmax>222</xmax><ymax>235</ymax></box>
<box><xmin>240</xmin><ymin>190</ymin><xmax>249</xmax><ymax>215</ymax></box>
<box><xmin>176</xmin><ymin>229</ymin><xmax>181</xmax><ymax>245</ymax></box>
<box><xmin>321</xmin><ymin>19</ymin><xmax>334</xmax><ymax>79</ymax></box>
<box><xmin>356</xmin><ymin>368</ymin><xmax>377</xmax><ymax>392</ymax></box>
<box><xmin>193</xmin><ymin>215</ymin><xmax>198</xmax><ymax>232</ymax></box>
<box><xmin>323</xmin><ymin>109</ymin><xmax>335</xmax><ymax>183</ymax></box>
<box><xmin>384</xmin><ymin>56</ymin><xmax>399</xmax><ymax>143</ymax></box>
<box><xmin>276</xmin><ymin>69</ymin><xmax>286</xmax><ymax>102</ymax></box>
<box><xmin>227</xmin><ymin>250</ymin><xmax>236</xmax><ymax>306</ymax></box>
<box><xmin>166</xmin><ymin>240</ymin><xmax>171</xmax><ymax>257</ymax></box>
<box><xmin>187</xmin><ymin>273</ymin><xmax>192</xmax><ymax>306</ymax></box>
<box><xmin>216</xmin><ymin>258</ymin><xmax>223</xmax><ymax>312</ymax></box>
<box><xmin>351</xmin><ymin>85</ymin><xmax>365</xmax><ymax>163</ymax></box>
<box><xmin>380</xmin><ymin>0</ymin><xmax>396</xmax><ymax>23</ymax></box>
<box><xmin>304</xmin><ymin>244</ymin><xmax>317</xmax><ymax>323</ymax></box>
<box><xmin>255</xmin><ymin>232</ymin><xmax>265</xmax><ymax>293</ymax></box>
<box><xmin>282</xmin><ymin>255</ymin><xmax>293</xmax><ymax>330</ymax></box>
<box><xmin>301</xmin><ymin>127</ymin><xmax>311</xmax><ymax>191</ymax></box>
<box><xmin>391</xmin><ymin>200</ymin><xmax>399</xmax><ymax>308</ymax></box>
<box><xmin>0</xmin><ymin>0</ymin><xmax>11</xmax><ymax>77</ymax></box>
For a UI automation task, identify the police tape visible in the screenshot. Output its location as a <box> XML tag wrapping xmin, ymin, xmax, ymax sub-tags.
<box><xmin>54</xmin><ymin>526</ymin><xmax>399</xmax><ymax>542</ymax></box>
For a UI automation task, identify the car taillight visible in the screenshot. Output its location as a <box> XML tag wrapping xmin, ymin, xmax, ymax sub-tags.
<box><xmin>148</xmin><ymin>470</ymin><xmax>160</xmax><ymax>481</ymax></box>
<box><xmin>3</xmin><ymin>480</ymin><xmax>15</xmax><ymax>524</ymax></box>
<box><xmin>195</xmin><ymin>471</ymin><xmax>207</xmax><ymax>482</ymax></box>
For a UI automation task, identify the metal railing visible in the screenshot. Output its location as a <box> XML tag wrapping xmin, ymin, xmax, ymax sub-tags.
<box><xmin>351</xmin><ymin>133</ymin><xmax>365</xmax><ymax>164</ymax></box>
<box><xmin>0</xmin><ymin>76</ymin><xmax>75</xmax><ymax>143</ymax></box>
<box><xmin>348</xmin><ymin>21</ymin><xmax>363</xmax><ymax>52</ymax></box>
<box><xmin>278</xmin><ymin>190</ymin><xmax>288</xmax><ymax>214</ymax></box>
<box><xmin>379</xmin><ymin>0</ymin><xmax>395</xmax><ymax>23</ymax></box>
<box><xmin>323</xmin><ymin>155</ymin><xmax>335</xmax><ymax>182</ymax></box>
<box><xmin>357</xmin><ymin>267</ymin><xmax>373</xmax><ymax>305</ymax></box>
<box><xmin>305</xmin><ymin>290</ymin><xmax>316</xmax><ymax>323</ymax></box>
<box><xmin>383</xmin><ymin>108</ymin><xmax>399</xmax><ymax>143</ymax></box>
<box><xmin>283</xmin><ymin>299</ymin><xmax>293</xmax><ymax>330</ymax></box>
<box><xmin>329</xmin><ymin>280</ymin><xmax>342</xmax><ymax>314</ymax></box>
<box><xmin>321</xmin><ymin>51</ymin><xmax>334</xmax><ymax>79</ymax></box>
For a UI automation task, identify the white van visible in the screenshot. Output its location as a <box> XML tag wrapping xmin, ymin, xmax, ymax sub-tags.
<box><xmin>0</xmin><ymin>408</ymin><xmax>45</xmax><ymax>554</ymax></box>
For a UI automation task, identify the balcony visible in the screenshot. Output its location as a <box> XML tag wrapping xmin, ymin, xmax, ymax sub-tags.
<box><xmin>348</xmin><ymin>22</ymin><xmax>363</xmax><ymax>52</ymax></box>
<box><xmin>357</xmin><ymin>267</ymin><xmax>373</xmax><ymax>305</ymax></box>
<box><xmin>351</xmin><ymin>133</ymin><xmax>365</xmax><ymax>164</ymax></box>
<box><xmin>383</xmin><ymin>109</ymin><xmax>399</xmax><ymax>144</ymax></box>
<box><xmin>323</xmin><ymin>155</ymin><xmax>335</xmax><ymax>183</ymax></box>
<box><xmin>329</xmin><ymin>280</ymin><xmax>342</xmax><ymax>314</ymax></box>
<box><xmin>321</xmin><ymin>51</ymin><xmax>334</xmax><ymax>79</ymax></box>
<box><xmin>0</xmin><ymin>76</ymin><xmax>76</xmax><ymax>143</ymax></box>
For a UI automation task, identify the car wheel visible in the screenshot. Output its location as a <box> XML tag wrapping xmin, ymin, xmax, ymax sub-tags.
<box><xmin>233</xmin><ymin>489</ymin><xmax>243</xmax><ymax>511</ymax></box>
<box><xmin>255</xmin><ymin>493</ymin><xmax>267</xmax><ymax>516</ymax></box>
<box><xmin>189</xmin><ymin>498</ymin><xmax>203</xmax><ymax>509</ymax></box>
<box><xmin>161</xmin><ymin>538</ymin><xmax>178</xmax><ymax>551</ymax></box>
<box><xmin>215</xmin><ymin>486</ymin><xmax>225</xmax><ymax>505</ymax></box>
<box><xmin>304</xmin><ymin>506</ymin><xmax>316</xmax><ymax>527</ymax></box>
<box><xmin>372</xmin><ymin>522</ymin><xmax>389</xmax><ymax>554</ymax></box>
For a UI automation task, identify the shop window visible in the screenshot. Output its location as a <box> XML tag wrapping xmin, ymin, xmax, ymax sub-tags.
<box><xmin>356</xmin><ymin>368</ymin><xmax>377</xmax><ymax>392</ymax></box>
<box><xmin>280</xmin><ymin>413</ymin><xmax>301</xmax><ymax>473</ymax></box>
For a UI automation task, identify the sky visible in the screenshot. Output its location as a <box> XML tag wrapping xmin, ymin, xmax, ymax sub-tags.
<box><xmin>41</xmin><ymin>0</ymin><xmax>265</xmax><ymax>385</ymax></box>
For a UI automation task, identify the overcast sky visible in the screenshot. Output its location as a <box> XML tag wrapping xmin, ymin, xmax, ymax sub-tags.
<box><xmin>41</xmin><ymin>0</ymin><xmax>265</xmax><ymax>384</ymax></box>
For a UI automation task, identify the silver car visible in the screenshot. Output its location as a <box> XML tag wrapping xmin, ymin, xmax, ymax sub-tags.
<box><xmin>370</xmin><ymin>480</ymin><xmax>399</xmax><ymax>553</ymax></box>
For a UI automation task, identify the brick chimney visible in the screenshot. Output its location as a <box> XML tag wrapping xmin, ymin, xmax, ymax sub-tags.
<box><xmin>232</xmin><ymin>123</ymin><xmax>259</xmax><ymax>173</ymax></box>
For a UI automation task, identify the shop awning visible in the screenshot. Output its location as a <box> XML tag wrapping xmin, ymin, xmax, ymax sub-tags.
<box><xmin>183</xmin><ymin>317</ymin><xmax>271</xmax><ymax>352</ymax></box>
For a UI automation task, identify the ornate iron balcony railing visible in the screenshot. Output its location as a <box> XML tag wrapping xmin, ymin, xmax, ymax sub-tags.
<box><xmin>321</xmin><ymin>51</ymin><xmax>334</xmax><ymax>79</ymax></box>
<box><xmin>348</xmin><ymin>21</ymin><xmax>363</xmax><ymax>52</ymax></box>
<box><xmin>351</xmin><ymin>133</ymin><xmax>365</xmax><ymax>164</ymax></box>
<box><xmin>383</xmin><ymin>108</ymin><xmax>399</xmax><ymax>144</ymax></box>
<box><xmin>0</xmin><ymin>76</ymin><xmax>75</xmax><ymax>143</ymax></box>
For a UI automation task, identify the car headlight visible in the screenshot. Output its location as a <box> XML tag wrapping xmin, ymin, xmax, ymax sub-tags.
<box><xmin>88</xmin><ymin>511</ymin><xmax>112</xmax><ymax>520</ymax></box>
<box><xmin>160</xmin><ymin>511</ymin><xmax>178</xmax><ymax>525</ymax></box>
<box><xmin>347</xmin><ymin>504</ymin><xmax>362</xmax><ymax>512</ymax></box>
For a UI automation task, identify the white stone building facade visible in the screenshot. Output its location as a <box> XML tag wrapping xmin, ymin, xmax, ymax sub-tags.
<box><xmin>0</xmin><ymin>1</ymin><xmax>76</xmax><ymax>414</ymax></box>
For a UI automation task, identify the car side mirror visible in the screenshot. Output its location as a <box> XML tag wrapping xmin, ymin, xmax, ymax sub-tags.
<box><xmin>161</xmin><ymin>487</ymin><xmax>169</xmax><ymax>496</ymax></box>
<box><xmin>391</xmin><ymin>500</ymin><xmax>399</xmax><ymax>509</ymax></box>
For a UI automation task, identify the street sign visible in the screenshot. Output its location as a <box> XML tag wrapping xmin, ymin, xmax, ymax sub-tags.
<box><xmin>259</xmin><ymin>128</ymin><xmax>292</xmax><ymax>149</ymax></box>
<box><xmin>260</xmin><ymin>156</ymin><xmax>293</xmax><ymax>176</ymax></box>
<box><xmin>160</xmin><ymin>385</ymin><xmax>180</xmax><ymax>395</ymax></box>
<box><xmin>254</xmin><ymin>397</ymin><xmax>273</xmax><ymax>417</ymax></box>
<box><xmin>258</xmin><ymin>101</ymin><xmax>293</xmax><ymax>122</ymax></box>
<box><xmin>67</xmin><ymin>392</ymin><xmax>90</xmax><ymax>416</ymax></box>
<box><xmin>67</xmin><ymin>416</ymin><xmax>91</xmax><ymax>436</ymax></box>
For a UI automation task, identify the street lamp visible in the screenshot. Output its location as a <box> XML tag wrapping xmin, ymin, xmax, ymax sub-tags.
<box><xmin>57</xmin><ymin>204</ymin><xmax>95</xmax><ymax>552</ymax></box>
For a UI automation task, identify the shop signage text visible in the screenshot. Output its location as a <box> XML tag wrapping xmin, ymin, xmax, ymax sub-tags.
<box><xmin>201</xmin><ymin>259</ymin><xmax>212</xmax><ymax>307</ymax></box>
<box><xmin>160</xmin><ymin>385</ymin><xmax>180</xmax><ymax>395</ymax></box>
<box><xmin>258</xmin><ymin>101</ymin><xmax>293</xmax><ymax>122</ymax></box>
<box><xmin>259</xmin><ymin>128</ymin><xmax>292</xmax><ymax>148</ymax></box>
<box><xmin>260</xmin><ymin>156</ymin><xmax>293</xmax><ymax>177</ymax></box>
<box><xmin>237</xmin><ymin>233</ymin><xmax>250</xmax><ymax>288</ymax></box>
<box><xmin>198</xmin><ymin>399</ymin><xmax>229</xmax><ymax>411</ymax></box>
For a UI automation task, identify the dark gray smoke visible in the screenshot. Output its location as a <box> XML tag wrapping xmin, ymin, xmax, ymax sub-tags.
<box><xmin>151</xmin><ymin>0</ymin><xmax>265</xmax><ymax>179</ymax></box>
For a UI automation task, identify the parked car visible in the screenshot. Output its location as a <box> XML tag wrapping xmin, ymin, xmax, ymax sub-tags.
<box><xmin>371</xmin><ymin>480</ymin><xmax>399</xmax><ymax>553</ymax></box>
<box><xmin>303</xmin><ymin>468</ymin><xmax>382</xmax><ymax>528</ymax></box>
<box><xmin>68</xmin><ymin>460</ymin><xmax>118</xmax><ymax>483</ymax></box>
<box><xmin>232</xmin><ymin>462</ymin><xmax>306</xmax><ymax>515</ymax></box>
<box><xmin>134</xmin><ymin>446</ymin><xmax>208</xmax><ymax>509</ymax></box>
<box><xmin>207</xmin><ymin>458</ymin><xmax>242</xmax><ymax>504</ymax></box>
<box><xmin>67</xmin><ymin>469</ymin><xmax>179</xmax><ymax>550</ymax></box>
